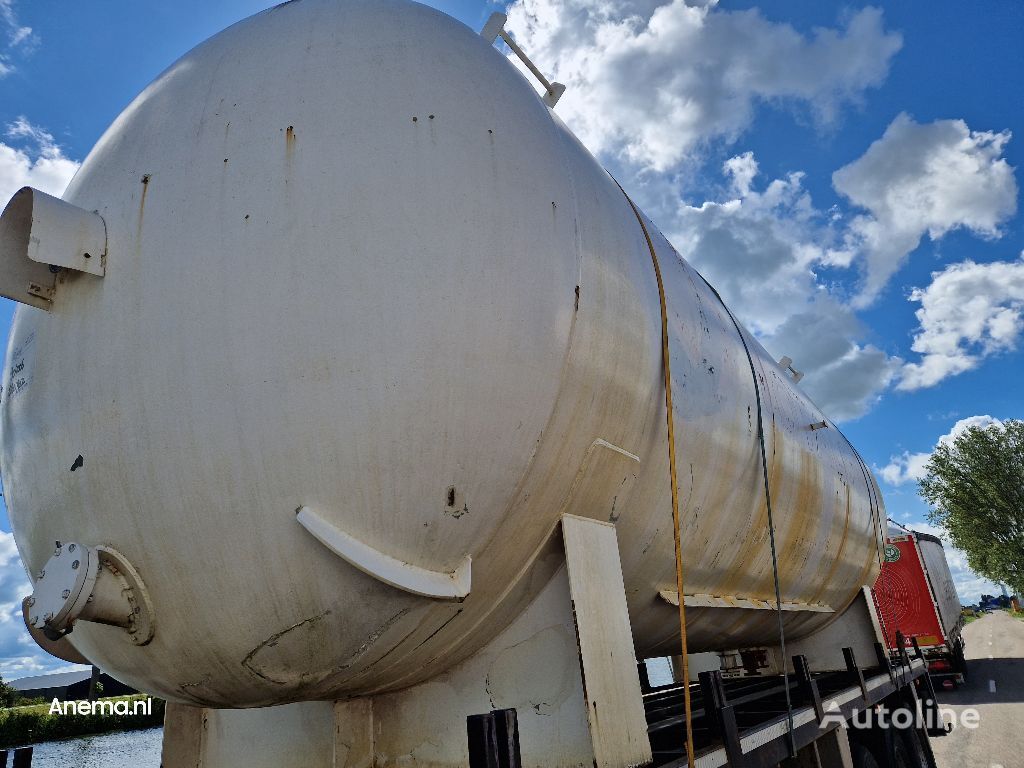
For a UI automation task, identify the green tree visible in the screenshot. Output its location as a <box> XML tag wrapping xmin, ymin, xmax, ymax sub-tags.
<box><xmin>0</xmin><ymin>675</ymin><xmax>16</xmax><ymax>708</ymax></box>
<box><xmin>919</xmin><ymin>419</ymin><xmax>1024</xmax><ymax>596</ymax></box>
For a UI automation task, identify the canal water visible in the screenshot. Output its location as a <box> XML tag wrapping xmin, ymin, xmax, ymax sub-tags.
<box><xmin>23</xmin><ymin>726</ymin><xmax>162</xmax><ymax>767</ymax></box>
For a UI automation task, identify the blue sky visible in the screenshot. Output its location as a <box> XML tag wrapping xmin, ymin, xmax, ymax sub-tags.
<box><xmin>0</xmin><ymin>0</ymin><xmax>1021</xmax><ymax>676</ymax></box>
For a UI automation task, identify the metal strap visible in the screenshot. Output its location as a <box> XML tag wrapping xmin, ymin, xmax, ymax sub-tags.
<box><xmin>691</xmin><ymin>269</ymin><xmax>797</xmax><ymax>758</ymax></box>
<box><xmin>616</xmin><ymin>183</ymin><xmax>695</xmax><ymax>768</ymax></box>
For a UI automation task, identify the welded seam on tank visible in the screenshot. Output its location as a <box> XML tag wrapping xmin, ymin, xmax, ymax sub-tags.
<box><xmin>689</xmin><ymin>269</ymin><xmax>796</xmax><ymax>758</ymax></box>
<box><xmin>612</xmin><ymin>179</ymin><xmax>695</xmax><ymax>768</ymax></box>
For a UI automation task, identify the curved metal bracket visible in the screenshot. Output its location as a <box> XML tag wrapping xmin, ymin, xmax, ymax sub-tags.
<box><xmin>296</xmin><ymin>506</ymin><xmax>471</xmax><ymax>600</ymax></box>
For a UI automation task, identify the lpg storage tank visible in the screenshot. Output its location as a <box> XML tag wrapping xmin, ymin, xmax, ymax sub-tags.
<box><xmin>0</xmin><ymin>1</ymin><xmax>887</xmax><ymax>766</ymax></box>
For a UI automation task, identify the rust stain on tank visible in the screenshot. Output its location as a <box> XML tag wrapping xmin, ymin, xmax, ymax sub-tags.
<box><xmin>283</xmin><ymin>126</ymin><xmax>297</xmax><ymax>182</ymax></box>
<box><xmin>136</xmin><ymin>173</ymin><xmax>151</xmax><ymax>241</ymax></box>
<box><xmin>805</xmin><ymin>482</ymin><xmax>852</xmax><ymax>606</ymax></box>
<box><xmin>775</xmin><ymin>437</ymin><xmax>822</xmax><ymax>596</ymax></box>
<box><xmin>714</xmin><ymin>432</ymin><xmax>773</xmax><ymax>599</ymax></box>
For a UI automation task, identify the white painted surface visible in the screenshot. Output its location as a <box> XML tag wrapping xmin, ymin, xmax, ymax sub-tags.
<box><xmin>562</xmin><ymin>514</ymin><xmax>651</xmax><ymax>767</ymax></box>
<box><xmin>1</xmin><ymin>0</ymin><xmax>884</xmax><ymax>707</ymax></box>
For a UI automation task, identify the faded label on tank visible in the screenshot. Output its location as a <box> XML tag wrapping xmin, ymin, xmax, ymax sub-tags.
<box><xmin>2</xmin><ymin>330</ymin><xmax>35</xmax><ymax>403</ymax></box>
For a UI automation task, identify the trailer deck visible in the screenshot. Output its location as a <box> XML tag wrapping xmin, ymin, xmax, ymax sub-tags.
<box><xmin>644</xmin><ymin>646</ymin><xmax>933</xmax><ymax>768</ymax></box>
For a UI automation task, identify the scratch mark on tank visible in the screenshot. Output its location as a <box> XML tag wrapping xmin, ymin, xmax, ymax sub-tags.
<box><xmin>242</xmin><ymin>610</ymin><xmax>330</xmax><ymax>684</ymax></box>
<box><xmin>178</xmin><ymin>676</ymin><xmax>211</xmax><ymax>691</ymax></box>
<box><xmin>409</xmin><ymin>609</ymin><xmax>463</xmax><ymax>654</ymax></box>
<box><xmin>641</xmin><ymin>528</ymin><xmax>659</xmax><ymax>555</ymax></box>
<box><xmin>332</xmin><ymin>609</ymin><xmax>413</xmax><ymax>672</ymax></box>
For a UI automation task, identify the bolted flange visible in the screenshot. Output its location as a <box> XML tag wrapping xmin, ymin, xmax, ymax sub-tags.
<box><xmin>24</xmin><ymin>542</ymin><xmax>155</xmax><ymax>646</ymax></box>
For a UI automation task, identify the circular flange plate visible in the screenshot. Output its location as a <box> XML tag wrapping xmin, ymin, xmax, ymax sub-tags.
<box><xmin>96</xmin><ymin>545</ymin><xmax>156</xmax><ymax>645</ymax></box>
<box><xmin>28</xmin><ymin>542</ymin><xmax>97</xmax><ymax>633</ymax></box>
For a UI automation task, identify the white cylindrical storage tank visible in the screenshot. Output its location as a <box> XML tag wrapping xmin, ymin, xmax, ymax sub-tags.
<box><xmin>0</xmin><ymin>0</ymin><xmax>885</xmax><ymax>707</ymax></box>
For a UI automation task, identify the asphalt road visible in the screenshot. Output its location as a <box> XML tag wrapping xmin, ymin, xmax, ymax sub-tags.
<box><xmin>929</xmin><ymin>611</ymin><xmax>1024</xmax><ymax>768</ymax></box>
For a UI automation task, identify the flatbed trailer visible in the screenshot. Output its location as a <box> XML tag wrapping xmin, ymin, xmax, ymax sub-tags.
<box><xmin>642</xmin><ymin>643</ymin><xmax>941</xmax><ymax>768</ymax></box>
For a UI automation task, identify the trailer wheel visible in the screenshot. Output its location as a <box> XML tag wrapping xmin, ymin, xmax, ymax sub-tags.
<box><xmin>850</xmin><ymin>740</ymin><xmax>882</xmax><ymax>768</ymax></box>
<box><xmin>897</xmin><ymin>728</ymin><xmax>931</xmax><ymax>768</ymax></box>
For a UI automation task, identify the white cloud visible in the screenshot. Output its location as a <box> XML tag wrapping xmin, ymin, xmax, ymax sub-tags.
<box><xmin>833</xmin><ymin>114</ymin><xmax>1018</xmax><ymax>305</ymax></box>
<box><xmin>879</xmin><ymin>415</ymin><xmax>1002</xmax><ymax>486</ymax></box>
<box><xmin>898</xmin><ymin>255</ymin><xmax>1024</xmax><ymax>390</ymax></box>
<box><xmin>505</xmin><ymin>0</ymin><xmax>901</xmax><ymax>171</ymax></box>
<box><xmin>0</xmin><ymin>530</ymin><xmax>39</xmax><ymax>677</ymax></box>
<box><xmin>895</xmin><ymin>521</ymin><xmax>1003</xmax><ymax>604</ymax></box>
<box><xmin>0</xmin><ymin>530</ymin><xmax>84</xmax><ymax>679</ymax></box>
<box><xmin>764</xmin><ymin>304</ymin><xmax>899</xmax><ymax>420</ymax></box>
<box><xmin>499</xmin><ymin>3</ymin><xmax>1020</xmax><ymax>418</ymax></box>
<box><xmin>0</xmin><ymin>116</ymin><xmax>80</xmax><ymax>205</ymax></box>
<box><xmin>0</xmin><ymin>0</ymin><xmax>38</xmax><ymax>77</ymax></box>
<box><xmin>660</xmin><ymin>155</ymin><xmax>899</xmax><ymax>420</ymax></box>
<box><xmin>499</xmin><ymin>2</ymin><xmax>910</xmax><ymax>420</ymax></box>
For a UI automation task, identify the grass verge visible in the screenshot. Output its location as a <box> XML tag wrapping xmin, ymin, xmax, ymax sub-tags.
<box><xmin>0</xmin><ymin>694</ymin><xmax>164</xmax><ymax>748</ymax></box>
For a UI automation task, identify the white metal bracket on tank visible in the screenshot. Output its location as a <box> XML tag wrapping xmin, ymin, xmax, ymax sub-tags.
<box><xmin>296</xmin><ymin>506</ymin><xmax>471</xmax><ymax>600</ymax></box>
<box><xmin>0</xmin><ymin>186</ymin><xmax>107</xmax><ymax>309</ymax></box>
<box><xmin>658</xmin><ymin>590</ymin><xmax>834</xmax><ymax>613</ymax></box>
<box><xmin>481</xmin><ymin>13</ymin><xmax>566</xmax><ymax>108</ymax></box>
<box><xmin>777</xmin><ymin>356</ymin><xmax>804</xmax><ymax>383</ymax></box>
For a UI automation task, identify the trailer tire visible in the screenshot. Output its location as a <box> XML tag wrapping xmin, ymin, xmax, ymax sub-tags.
<box><xmin>955</xmin><ymin>640</ymin><xmax>968</xmax><ymax>681</ymax></box>
<box><xmin>850</xmin><ymin>740</ymin><xmax>882</xmax><ymax>768</ymax></box>
<box><xmin>897</xmin><ymin>728</ymin><xmax>931</xmax><ymax>768</ymax></box>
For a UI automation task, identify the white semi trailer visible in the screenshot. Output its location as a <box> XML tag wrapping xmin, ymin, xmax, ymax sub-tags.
<box><xmin>0</xmin><ymin>1</ymin><xmax>944</xmax><ymax>766</ymax></box>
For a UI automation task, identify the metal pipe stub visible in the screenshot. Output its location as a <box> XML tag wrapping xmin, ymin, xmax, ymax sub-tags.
<box><xmin>24</xmin><ymin>542</ymin><xmax>155</xmax><ymax>646</ymax></box>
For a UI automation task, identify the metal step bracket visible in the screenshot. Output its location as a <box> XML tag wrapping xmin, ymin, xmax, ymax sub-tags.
<box><xmin>0</xmin><ymin>186</ymin><xmax>107</xmax><ymax>310</ymax></box>
<box><xmin>481</xmin><ymin>13</ymin><xmax>566</xmax><ymax>108</ymax></box>
<box><xmin>777</xmin><ymin>356</ymin><xmax>804</xmax><ymax>383</ymax></box>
